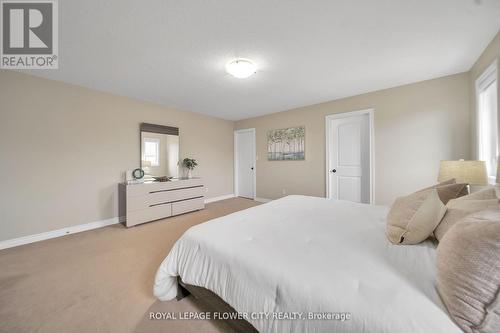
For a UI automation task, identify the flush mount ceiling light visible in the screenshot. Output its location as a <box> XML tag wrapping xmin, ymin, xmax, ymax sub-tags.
<box><xmin>225</xmin><ymin>58</ymin><xmax>257</xmax><ymax>79</ymax></box>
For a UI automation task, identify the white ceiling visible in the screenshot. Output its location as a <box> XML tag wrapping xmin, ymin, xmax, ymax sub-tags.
<box><xmin>28</xmin><ymin>0</ymin><xmax>500</xmax><ymax>120</ymax></box>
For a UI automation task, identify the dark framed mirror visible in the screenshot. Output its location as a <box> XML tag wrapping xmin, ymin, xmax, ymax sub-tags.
<box><xmin>140</xmin><ymin>123</ymin><xmax>179</xmax><ymax>179</ymax></box>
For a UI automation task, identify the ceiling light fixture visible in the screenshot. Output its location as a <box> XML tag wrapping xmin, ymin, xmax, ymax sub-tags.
<box><xmin>225</xmin><ymin>58</ymin><xmax>257</xmax><ymax>79</ymax></box>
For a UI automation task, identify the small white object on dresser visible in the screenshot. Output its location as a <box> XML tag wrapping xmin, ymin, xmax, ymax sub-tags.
<box><xmin>119</xmin><ymin>178</ymin><xmax>205</xmax><ymax>227</ymax></box>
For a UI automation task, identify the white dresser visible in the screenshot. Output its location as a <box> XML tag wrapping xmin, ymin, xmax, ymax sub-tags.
<box><xmin>119</xmin><ymin>178</ymin><xmax>205</xmax><ymax>227</ymax></box>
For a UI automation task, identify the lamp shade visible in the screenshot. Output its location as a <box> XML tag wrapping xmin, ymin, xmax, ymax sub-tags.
<box><xmin>438</xmin><ymin>160</ymin><xmax>488</xmax><ymax>185</ymax></box>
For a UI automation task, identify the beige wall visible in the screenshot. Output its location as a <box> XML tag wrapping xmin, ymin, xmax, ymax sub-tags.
<box><xmin>236</xmin><ymin>73</ymin><xmax>471</xmax><ymax>205</ymax></box>
<box><xmin>0</xmin><ymin>70</ymin><xmax>234</xmax><ymax>241</ymax></box>
<box><xmin>469</xmin><ymin>31</ymin><xmax>500</xmax><ymax>159</ymax></box>
<box><xmin>2</xmin><ymin>33</ymin><xmax>498</xmax><ymax>242</ymax></box>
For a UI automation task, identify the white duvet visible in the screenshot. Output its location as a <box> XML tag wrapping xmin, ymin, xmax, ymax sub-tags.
<box><xmin>154</xmin><ymin>195</ymin><xmax>460</xmax><ymax>333</ymax></box>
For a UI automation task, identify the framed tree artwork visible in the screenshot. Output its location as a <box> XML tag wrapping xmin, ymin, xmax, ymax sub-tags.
<box><xmin>267</xmin><ymin>126</ymin><xmax>305</xmax><ymax>161</ymax></box>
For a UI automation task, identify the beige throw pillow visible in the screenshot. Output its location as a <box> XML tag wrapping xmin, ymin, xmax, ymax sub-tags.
<box><xmin>386</xmin><ymin>189</ymin><xmax>447</xmax><ymax>244</ymax></box>
<box><xmin>434</xmin><ymin>189</ymin><xmax>499</xmax><ymax>242</ymax></box>
<box><xmin>436</xmin><ymin>211</ymin><xmax>500</xmax><ymax>333</ymax></box>
<box><xmin>419</xmin><ymin>178</ymin><xmax>456</xmax><ymax>191</ymax></box>
<box><xmin>434</xmin><ymin>183</ymin><xmax>469</xmax><ymax>204</ymax></box>
<box><xmin>453</xmin><ymin>187</ymin><xmax>497</xmax><ymax>202</ymax></box>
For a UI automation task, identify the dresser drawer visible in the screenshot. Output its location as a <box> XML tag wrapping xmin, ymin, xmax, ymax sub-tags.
<box><xmin>127</xmin><ymin>195</ymin><xmax>149</xmax><ymax>212</ymax></box>
<box><xmin>127</xmin><ymin>178</ymin><xmax>205</xmax><ymax>197</ymax></box>
<box><xmin>127</xmin><ymin>186</ymin><xmax>204</xmax><ymax>211</ymax></box>
<box><xmin>149</xmin><ymin>186</ymin><xmax>204</xmax><ymax>205</ymax></box>
<box><xmin>172</xmin><ymin>197</ymin><xmax>205</xmax><ymax>216</ymax></box>
<box><xmin>126</xmin><ymin>203</ymin><xmax>172</xmax><ymax>227</ymax></box>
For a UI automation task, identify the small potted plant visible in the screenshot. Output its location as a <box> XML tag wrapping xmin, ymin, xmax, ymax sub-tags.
<box><xmin>182</xmin><ymin>158</ymin><xmax>198</xmax><ymax>178</ymax></box>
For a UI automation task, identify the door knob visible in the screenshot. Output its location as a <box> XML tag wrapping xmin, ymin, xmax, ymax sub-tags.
<box><xmin>251</xmin><ymin>167</ymin><xmax>254</xmax><ymax>170</ymax></box>
<box><xmin>331</xmin><ymin>169</ymin><xmax>336</xmax><ymax>173</ymax></box>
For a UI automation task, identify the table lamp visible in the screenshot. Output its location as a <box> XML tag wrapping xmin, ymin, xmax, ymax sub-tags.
<box><xmin>438</xmin><ymin>160</ymin><xmax>488</xmax><ymax>191</ymax></box>
<box><xmin>496</xmin><ymin>161</ymin><xmax>500</xmax><ymax>183</ymax></box>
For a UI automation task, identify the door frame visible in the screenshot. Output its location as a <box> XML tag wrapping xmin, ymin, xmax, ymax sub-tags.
<box><xmin>234</xmin><ymin>128</ymin><xmax>256</xmax><ymax>199</ymax></box>
<box><xmin>325</xmin><ymin>109</ymin><xmax>375</xmax><ymax>203</ymax></box>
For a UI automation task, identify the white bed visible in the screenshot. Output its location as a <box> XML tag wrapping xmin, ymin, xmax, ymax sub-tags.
<box><xmin>154</xmin><ymin>195</ymin><xmax>461</xmax><ymax>333</ymax></box>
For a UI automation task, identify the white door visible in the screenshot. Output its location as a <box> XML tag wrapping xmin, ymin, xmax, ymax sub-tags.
<box><xmin>327</xmin><ymin>111</ymin><xmax>372</xmax><ymax>203</ymax></box>
<box><xmin>235</xmin><ymin>129</ymin><xmax>255</xmax><ymax>199</ymax></box>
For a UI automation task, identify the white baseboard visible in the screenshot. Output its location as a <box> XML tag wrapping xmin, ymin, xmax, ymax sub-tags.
<box><xmin>205</xmin><ymin>194</ymin><xmax>236</xmax><ymax>204</ymax></box>
<box><xmin>1</xmin><ymin>194</ymin><xmax>260</xmax><ymax>251</ymax></box>
<box><xmin>206</xmin><ymin>194</ymin><xmax>272</xmax><ymax>203</ymax></box>
<box><xmin>0</xmin><ymin>217</ymin><xmax>121</xmax><ymax>251</ymax></box>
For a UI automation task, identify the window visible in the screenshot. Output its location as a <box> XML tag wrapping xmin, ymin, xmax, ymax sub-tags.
<box><xmin>476</xmin><ymin>60</ymin><xmax>498</xmax><ymax>183</ymax></box>
<box><xmin>143</xmin><ymin>138</ymin><xmax>160</xmax><ymax>166</ymax></box>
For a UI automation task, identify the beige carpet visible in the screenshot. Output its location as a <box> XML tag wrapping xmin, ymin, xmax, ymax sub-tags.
<box><xmin>0</xmin><ymin>198</ymin><xmax>260</xmax><ymax>333</ymax></box>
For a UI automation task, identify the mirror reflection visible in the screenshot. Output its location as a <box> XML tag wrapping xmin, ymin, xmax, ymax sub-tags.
<box><xmin>140</xmin><ymin>125</ymin><xmax>179</xmax><ymax>179</ymax></box>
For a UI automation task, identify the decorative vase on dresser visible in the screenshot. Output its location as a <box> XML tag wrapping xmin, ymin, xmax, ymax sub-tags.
<box><xmin>119</xmin><ymin>177</ymin><xmax>205</xmax><ymax>227</ymax></box>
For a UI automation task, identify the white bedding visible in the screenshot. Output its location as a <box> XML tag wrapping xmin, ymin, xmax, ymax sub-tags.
<box><xmin>154</xmin><ymin>195</ymin><xmax>460</xmax><ymax>333</ymax></box>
